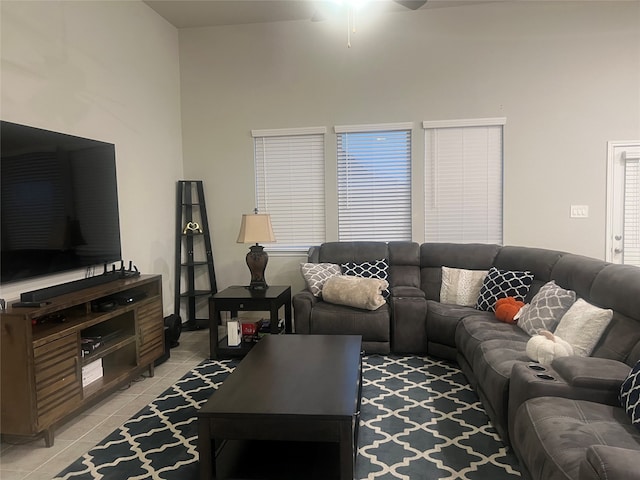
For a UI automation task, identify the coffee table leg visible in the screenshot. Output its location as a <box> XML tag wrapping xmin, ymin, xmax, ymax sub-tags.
<box><xmin>198</xmin><ymin>418</ymin><xmax>215</xmax><ymax>480</ymax></box>
<box><xmin>339</xmin><ymin>421</ymin><xmax>355</xmax><ymax>480</ymax></box>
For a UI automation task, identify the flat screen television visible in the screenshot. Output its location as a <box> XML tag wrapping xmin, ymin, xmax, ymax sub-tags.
<box><xmin>1</xmin><ymin>121</ymin><xmax>122</xmax><ymax>284</ymax></box>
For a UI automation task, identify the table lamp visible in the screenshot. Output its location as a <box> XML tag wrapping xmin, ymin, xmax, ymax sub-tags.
<box><xmin>236</xmin><ymin>210</ymin><xmax>276</xmax><ymax>290</ymax></box>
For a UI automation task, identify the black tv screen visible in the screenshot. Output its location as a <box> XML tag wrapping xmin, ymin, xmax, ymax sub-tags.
<box><xmin>1</xmin><ymin>121</ymin><xmax>122</xmax><ymax>284</ymax></box>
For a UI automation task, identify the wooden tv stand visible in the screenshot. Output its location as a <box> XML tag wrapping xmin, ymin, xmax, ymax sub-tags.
<box><xmin>0</xmin><ymin>274</ymin><xmax>164</xmax><ymax>447</ymax></box>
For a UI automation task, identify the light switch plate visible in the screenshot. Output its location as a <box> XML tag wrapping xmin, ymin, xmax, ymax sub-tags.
<box><xmin>570</xmin><ymin>205</ymin><xmax>589</xmax><ymax>218</ymax></box>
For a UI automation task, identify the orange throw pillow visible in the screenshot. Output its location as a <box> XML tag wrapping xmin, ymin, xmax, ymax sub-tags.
<box><xmin>495</xmin><ymin>297</ymin><xmax>525</xmax><ymax>324</ymax></box>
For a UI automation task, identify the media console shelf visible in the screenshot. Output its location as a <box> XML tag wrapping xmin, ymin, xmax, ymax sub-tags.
<box><xmin>0</xmin><ymin>274</ymin><xmax>164</xmax><ymax>447</ymax></box>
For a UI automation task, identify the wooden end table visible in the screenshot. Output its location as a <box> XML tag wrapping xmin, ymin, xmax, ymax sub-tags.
<box><xmin>208</xmin><ymin>285</ymin><xmax>291</xmax><ymax>359</ymax></box>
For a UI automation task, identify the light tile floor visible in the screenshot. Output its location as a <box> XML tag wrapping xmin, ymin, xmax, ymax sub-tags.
<box><xmin>0</xmin><ymin>329</ymin><xmax>210</xmax><ymax>480</ymax></box>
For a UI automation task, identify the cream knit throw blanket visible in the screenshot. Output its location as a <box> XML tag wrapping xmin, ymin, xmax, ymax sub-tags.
<box><xmin>322</xmin><ymin>275</ymin><xmax>388</xmax><ymax>310</ymax></box>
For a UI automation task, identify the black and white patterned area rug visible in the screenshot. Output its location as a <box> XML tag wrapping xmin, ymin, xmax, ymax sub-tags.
<box><xmin>54</xmin><ymin>355</ymin><xmax>521</xmax><ymax>480</ymax></box>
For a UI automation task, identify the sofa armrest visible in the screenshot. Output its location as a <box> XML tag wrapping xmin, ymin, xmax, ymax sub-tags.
<box><xmin>292</xmin><ymin>290</ymin><xmax>318</xmax><ymax>334</ymax></box>
<box><xmin>391</xmin><ymin>286</ymin><xmax>426</xmax><ymax>298</ymax></box>
<box><xmin>390</xmin><ymin>287</ymin><xmax>427</xmax><ymax>354</ymax></box>
<box><xmin>508</xmin><ymin>360</ymin><xmax>628</xmax><ymax>443</ymax></box>
<box><xmin>552</xmin><ymin>356</ymin><xmax>630</xmax><ymax>391</ymax></box>
<box><xmin>579</xmin><ymin>445</ymin><xmax>640</xmax><ymax>480</ymax></box>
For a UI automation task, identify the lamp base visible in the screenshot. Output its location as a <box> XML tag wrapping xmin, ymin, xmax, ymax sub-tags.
<box><xmin>246</xmin><ymin>244</ymin><xmax>268</xmax><ymax>290</ymax></box>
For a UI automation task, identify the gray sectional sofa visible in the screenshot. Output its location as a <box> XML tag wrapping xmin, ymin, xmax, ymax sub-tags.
<box><xmin>292</xmin><ymin>241</ymin><xmax>640</xmax><ymax>480</ymax></box>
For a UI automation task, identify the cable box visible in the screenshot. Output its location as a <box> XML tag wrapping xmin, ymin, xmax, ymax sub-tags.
<box><xmin>111</xmin><ymin>291</ymin><xmax>147</xmax><ymax>305</ymax></box>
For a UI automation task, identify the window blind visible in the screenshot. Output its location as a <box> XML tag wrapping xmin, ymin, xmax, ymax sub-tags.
<box><xmin>624</xmin><ymin>153</ymin><xmax>640</xmax><ymax>266</ymax></box>
<box><xmin>336</xmin><ymin>128</ymin><xmax>412</xmax><ymax>242</ymax></box>
<box><xmin>424</xmin><ymin>121</ymin><xmax>504</xmax><ymax>244</ymax></box>
<box><xmin>253</xmin><ymin>129</ymin><xmax>326</xmax><ymax>252</ymax></box>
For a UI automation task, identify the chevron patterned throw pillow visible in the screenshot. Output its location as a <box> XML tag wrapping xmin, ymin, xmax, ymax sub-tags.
<box><xmin>475</xmin><ymin>267</ymin><xmax>534</xmax><ymax>312</ymax></box>
<box><xmin>620</xmin><ymin>360</ymin><xmax>640</xmax><ymax>431</ymax></box>
<box><xmin>517</xmin><ymin>281</ymin><xmax>576</xmax><ymax>336</ymax></box>
<box><xmin>341</xmin><ymin>259</ymin><xmax>390</xmax><ymax>298</ymax></box>
<box><xmin>300</xmin><ymin>263</ymin><xmax>342</xmax><ymax>297</ymax></box>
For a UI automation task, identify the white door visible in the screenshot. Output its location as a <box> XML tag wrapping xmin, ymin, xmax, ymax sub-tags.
<box><xmin>607</xmin><ymin>141</ymin><xmax>640</xmax><ymax>265</ymax></box>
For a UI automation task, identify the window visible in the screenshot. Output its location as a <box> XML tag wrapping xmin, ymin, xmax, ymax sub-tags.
<box><xmin>335</xmin><ymin>123</ymin><xmax>412</xmax><ymax>241</ymax></box>
<box><xmin>423</xmin><ymin>118</ymin><xmax>505</xmax><ymax>244</ymax></box>
<box><xmin>252</xmin><ymin>127</ymin><xmax>326</xmax><ymax>252</ymax></box>
<box><xmin>607</xmin><ymin>141</ymin><xmax>640</xmax><ymax>265</ymax></box>
<box><xmin>624</xmin><ymin>156</ymin><xmax>640</xmax><ymax>265</ymax></box>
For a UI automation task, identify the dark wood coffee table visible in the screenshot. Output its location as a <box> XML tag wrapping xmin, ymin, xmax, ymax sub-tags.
<box><xmin>198</xmin><ymin>334</ymin><xmax>363</xmax><ymax>480</ymax></box>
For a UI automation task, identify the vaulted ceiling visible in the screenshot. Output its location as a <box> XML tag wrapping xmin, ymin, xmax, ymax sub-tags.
<box><xmin>143</xmin><ymin>0</ymin><xmax>492</xmax><ymax>29</ymax></box>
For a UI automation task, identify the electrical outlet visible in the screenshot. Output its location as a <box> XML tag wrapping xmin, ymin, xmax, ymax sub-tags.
<box><xmin>570</xmin><ymin>205</ymin><xmax>589</xmax><ymax>218</ymax></box>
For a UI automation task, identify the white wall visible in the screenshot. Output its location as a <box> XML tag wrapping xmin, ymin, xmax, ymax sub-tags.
<box><xmin>0</xmin><ymin>0</ymin><xmax>183</xmax><ymax>313</ymax></box>
<box><xmin>1</xmin><ymin>1</ymin><xmax>638</xmax><ymax>310</ymax></box>
<box><xmin>179</xmin><ymin>1</ymin><xmax>639</xmax><ymax>293</ymax></box>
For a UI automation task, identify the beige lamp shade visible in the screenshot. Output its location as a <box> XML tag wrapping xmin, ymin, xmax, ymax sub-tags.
<box><xmin>236</xmin><ymin>213</ymin><xmax>276</xmax><ymax>244</ymax></box>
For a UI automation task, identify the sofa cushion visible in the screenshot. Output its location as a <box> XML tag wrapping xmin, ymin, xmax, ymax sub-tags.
<box><xmin>580</xmin><ymin>445</ymin><xmax>640</xmax><ymax>480</ymax></box>
<box><xmin>475</xmin><ymin>267</ymin><xmax>534</xmax><ymax>312</ymax></box>
<box><xmin>470</xmin><ymin>337</ymin><xmax>531</xmax><ymax>442</ymax></box>
<box><xmin>517</xmin><ymin>280</ymin><xmax>576</xmax><ymax>336</ymax></box>
<box><xmin>455</xmin><ymin>315</ymin><xmax>531</xmax><ymax>443</ymax></box>
<box><xmin>588</xmin><ymin>263</ymin><xmax>640</xmax><ymax>364</ymax></box>
<box><xmin>473</xmin><ymin>339</ymin><xmax>531</xmax><ymax>391</ymax></box>
<box><xmin>456</xmin><ymin>315</ymin><xmax>530</xmax><ymax>373</ymax></box>
<box><xmin>425</xmin><ymin>301</ymin><xmax>487</xmax><ymax>348</ymax></box>
<box><xmin>317</xmin><ymin>241</ymin><xmax>388</xmax><ymax>264</ymax></box>
<box><xmin>322</xmin><ymin>275</ymin><xmax>388</xmax><ymax>311</ymax></box>
<box><xmin>590</xmin><ymin>263</ymin><xmax>640</xmax><ymax>322</ymax></box>
<box><xmin>493</xmin><ymin>246</ymin><xmax>564</xmax><ymax>302</ymax></box>
<box><xmin>512</xmin><ymin>396</ymin><xmax>640</xmax><ymax>480</ymax></box>
<box><xmin>620</xmin><ymin>359</ymin><xmax>640</xmax><ymax>431</ymax></box>
<box><xmin>309</xmin><ymin>301</ymin><xmax>390</xmax><ymax>343</ymax></box>
<box><xmin>550</xmin><ymin>253</ymin><xmax>608</xmax><ymax>300</ymax></box>
<box><xmin>440</xmin><ymin>266</ymin><xmax>488</xmax><ymax>307</ymax></box>
<box><xmin>300</xmin><ymin>262</ymin><xmax>341</xmax><ymax>297</ymax></box>
<box><xmin>555</xmin><ymin>298</ymin><xmax>613</xmax><ymax>357</ymax></box>
<box><xmin>388</xmin><ymin>241</ymin><xmax>421</xmax><ymax>288</ymax></box>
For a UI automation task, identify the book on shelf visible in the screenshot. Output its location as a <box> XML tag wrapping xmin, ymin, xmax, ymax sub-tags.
<box><xmin>82</xmin><ymin>358</ymin><xmax>103</xmax><ymax>386</ymax></box>
<box><xmin>227</xmin><ymin>320</ymin><xmax>241</xmax><ymax>346</ymax></box>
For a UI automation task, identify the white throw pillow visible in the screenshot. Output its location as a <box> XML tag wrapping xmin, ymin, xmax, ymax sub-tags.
<box><xmin>554</xmin><ymin>298</ymin><xmax>613</xmax><ymax>357</ymax></box>
<box><xmin>300</xmin><ymin>263</ymin><xmax>342</xmax><ymax>297</ymax></box>
<box><xmin>440</xmin><ymin>267</ymin><xmax>488</xmax><ymax>307</ymax></box>
<box><xmin>322</xmin><ymin>275</ymin><xmax>388</xmax><ymax>311</ymax></box>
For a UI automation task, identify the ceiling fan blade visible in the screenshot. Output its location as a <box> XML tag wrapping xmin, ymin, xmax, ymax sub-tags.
<box><xmin>395</xmin><ymin>0</ymin><xmax>428</xmax><ymax>10</ymax></box>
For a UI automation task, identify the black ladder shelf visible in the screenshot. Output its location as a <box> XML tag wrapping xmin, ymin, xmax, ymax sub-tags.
<box><xmin>174</xmin><ymin>180</ymin><xmax>217</xmax><ymax>330</ymax></box>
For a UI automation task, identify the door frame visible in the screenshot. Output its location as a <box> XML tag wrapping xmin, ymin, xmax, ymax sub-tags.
<box><xmin>606</xmin><ymin>140</ymin><xmax>640</xmax><ymax>263</ymax></box>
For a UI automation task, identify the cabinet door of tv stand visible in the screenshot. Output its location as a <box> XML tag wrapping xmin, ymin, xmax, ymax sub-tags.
<box><xmin>0</xmin><ymin>274</ymin><xmax>164</xmax><ymax>447</ymax></box>
<box><xmin>34</xmin><ymin>333</ymin><xmax>83</xmax><ymax>436</ymax></box>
